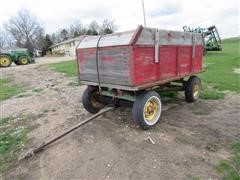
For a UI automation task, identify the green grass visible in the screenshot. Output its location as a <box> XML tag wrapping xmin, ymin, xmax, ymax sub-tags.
<box><xmin>0</xmin><ymin>117</ymin><xmax>11</xmax><ymax>126</ymax></box>
<box><xmin>233</xmin><ymin>143</ymin><xmax>240</xmax><ymax>153</ymax></box>
<box><xmin>192</xmin><ymin>177</ymin><xmax>200</xmax><ymax>180</ymax></box>
<box><xmin>200</xmin><ymin>89</ymin><xmax>225</xmax><ymax>100</ymax></box>
<box><xmin>216</xmin><ymin>142</ymin><xmax>240</xmax><ymax>180</ymax></box>
<box><xmin>0</xmin><ymin>78</ymin><xmax>23</xmax><ymax>101</ymax></box>
<box><xmin>0</xmin><ymin>127</ymin><xmax>27</xmax><ymax>156</ymax></box>
<box><xmin>48</xmin><ymin>60</ymin><xmax>77</xmax><ymax>76</ymax></box>
<box><xmin>199</xmin><ymin>37</ymin><xmax>240</xmax><ymax>99</ymax></box>
<box><xmin>0</xmin><ymin>114</ymin><xmax>34</xmax><ymax>173</ymax></box>
<box><xmin>0</xmin><ymin>125</ymin><xmax>28</xmax><ymax>173</ymax></box>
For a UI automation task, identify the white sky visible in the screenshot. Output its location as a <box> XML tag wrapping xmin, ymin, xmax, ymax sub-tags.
<box><xmin>0</xmin><ymin>0</ymin><xmax>239</xmax><ymax>38</ymax></box>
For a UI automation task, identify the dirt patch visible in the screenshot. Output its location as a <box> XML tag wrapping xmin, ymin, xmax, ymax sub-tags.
<box><xmin>1</xmin><ymin>57</ymin><xmax>240</xmax><ymax>179</ymax></box>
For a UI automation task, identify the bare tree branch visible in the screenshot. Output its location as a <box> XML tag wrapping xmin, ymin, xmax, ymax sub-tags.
<box><xmin>4</xmin><ymin>9</ymin><xmax>45</xmax><ymax>52</ymax></box>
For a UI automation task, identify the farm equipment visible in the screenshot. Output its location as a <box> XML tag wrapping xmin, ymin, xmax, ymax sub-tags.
<box><xmin>76</xmin><ymin>25</ymin><xmax>204</xmax><ymax>130</ymax></box>
<box><xmin>0</xmin><ymin>48</ymin><xmax>35</xmax><ymax>67</ymax></box>
<box><xmin>183</xmin><ymin>25</ymin><xmax>222</xmax><ymax>52</ymax></box>
<box><xmin>21</xmin><ymin>25</ymin><xmax>204</xmax><ymax>159</ymax></box>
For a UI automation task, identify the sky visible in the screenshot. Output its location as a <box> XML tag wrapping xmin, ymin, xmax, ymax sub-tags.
<box><xmin>0</xmin><ymin>0</ymin><xmax>239</xmax><ymax>38</ymax></box>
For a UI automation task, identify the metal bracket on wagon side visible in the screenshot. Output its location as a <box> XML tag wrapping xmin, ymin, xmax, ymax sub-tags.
<box><xmin>154</xmin><ymin>29</ymin><xmax>160</xmax><ymax>63</ymax></box>
<box><xmin>192</xmin><ymin>34</ymin><xmax>196</xmax><ymax>59</ymax></box>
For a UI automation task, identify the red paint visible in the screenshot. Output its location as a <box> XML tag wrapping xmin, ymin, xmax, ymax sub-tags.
<box><xmin>100</xmin><ymin>56</ymin><xmax>113</xmax><ymax>62</ymax></box>
<box><xmin>131</xmin><ymin>45</ymin><xmax>203</xmax><ymax>86</ymax></box>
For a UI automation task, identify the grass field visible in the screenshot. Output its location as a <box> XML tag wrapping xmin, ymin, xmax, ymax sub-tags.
<box><xmin>199</xmin><ymin>37</ymin><xmax>240</xmax><ymax>99</ymax></box>
<box><xmin>48</xmin><ymin>60</ymin><xmax>77</xmax><ymax>76</ymax></box>
<box><xmin>0</xmin><ymin>78</ymin><xmax>24</xmax><ymax>101</ymax></box>
<box><xmin>0</xmin><ymin>116</ymin><xmax>28</xmax><ymax>173</ymax></box>
<box><xmin>216</xmin><ymin>142</ymin><xmax>240</xmax><ymax>179</ymax></box>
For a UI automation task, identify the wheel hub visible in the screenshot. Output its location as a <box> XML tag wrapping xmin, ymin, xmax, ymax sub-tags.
<box><xmin>21</xmin><ymin>58</ymin><xmax>28</xmax><ymax>64</ymax></box>
<box><xmin>144</xmin><ymin>99</ymin><xmax>158</xmax><ymax>122</ymax></box>
<box><xmin>0</xmin><ymin>57</ymin><xmax>10</xmax><ymax>66</ymax></box>
<box><xmin>193</xmin><ymin>83</ymin><xmax>200</xmax><ymax>98</ymax></box>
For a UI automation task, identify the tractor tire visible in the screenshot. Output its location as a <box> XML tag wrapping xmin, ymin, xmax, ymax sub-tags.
<box><xmin>18</xmin><ymin>56</ymin><xmax>29</xmax><ymax>65</ymax></box>
<box><xmin>132</xmin><ymin>91</ymin><xmax>162</xmax><ymax>130</ymax></box>
<box><xmin>185</xmin><ymin>76</ymin><xmax>202</xmax><ymax>102</ymax></box>
<box><xmin>15</xmin><ymin>61</ymin><xmax>20</xmax><ymax>65</ymax></box>
<box><xmin>82</xmin><ymin>87</ymin><xmax>105</xmax><ymax>114</ymax></box>
<box><xmin>0</xmin><ymin>54</ymin><xmax>12</xmax><ymax>67</ymax></box>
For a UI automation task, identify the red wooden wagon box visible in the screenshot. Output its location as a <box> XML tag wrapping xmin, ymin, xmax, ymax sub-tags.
<box><xmin>76</xmin><ymin>25</ymin><xmax>204</xmax><ymax>129</ymax></box>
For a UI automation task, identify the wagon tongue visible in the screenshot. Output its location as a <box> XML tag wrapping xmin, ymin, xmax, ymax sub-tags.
<box><xmin>18</xmin><ymin>107</ymin><xmax>114</xmax><ymax>160</ymax></box>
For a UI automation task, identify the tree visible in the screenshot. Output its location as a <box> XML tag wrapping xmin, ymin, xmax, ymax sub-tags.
<box><xmin>0</xmin><ymin>28</ymin><xmax>15</xmax><ymax>49</ymax></box>
<box><xmin>69</xmin><ymin>21</ymin><xmax>83</xmax><ymax>38</ymax></box>
<box><xmin>60</xmin><ymin>28</ymin><xmax>68</xmax><ymax>41</ymax></box>
<box><xmin>87</xmin><ymin>20</ymin><xmax>99</xmax><ymax>35</ymax></box>
<box><xmin>4</xmin><ymin>9</ymin><xmax>45</xmax><ymax>53</ymax></box>
<box><xmin>42</xmin><ymin>34</ymin><xmax>53</xmax><ymax>55</ymax></box>
<box><xmin>51</xmin><ymin>32</ymin><xmax>61</xmax><ymax>44</ymax></box>
<box><xmin>0</xmin><ymin>27</ymin><xmax>5</xmax><ymax>49</ymax></box>
<box><xmin>50</xmin><ymin>18</ymin><xmax>117</xmax><ymax>46</ymax></box>
<box><xmin>34</xmin><ymin>26</ymin><xmax>45</xmax><ymax>51</ymax></box>
<box><xmin>99</xmin><ymin>19</ymin><xmax>117</xmax><ymax>34</ymax></box>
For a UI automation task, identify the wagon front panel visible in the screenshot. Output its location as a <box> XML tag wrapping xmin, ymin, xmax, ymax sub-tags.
<box><xmin>77</xmin><ymin>45</ymin><xmax>134</xmax><ymax>86</ymax></box>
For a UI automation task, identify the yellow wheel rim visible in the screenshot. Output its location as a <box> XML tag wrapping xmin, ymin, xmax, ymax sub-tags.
<box><xmin>20</xmin><ymin>58</ymin><xmax>28</xmax><ymax>65</ymax></box>
<box><xmin>144</xmin><ymin>98</ymin><xmax>159</xmax><ymax>122</ymax></box>
<box><xmin>193</xmin><ymin>83</ymin><xmax>200</xmax><ymax>98</ymax></box>
<box><xmin>0</xmin><ymin>56</ymin><xmax>11</xmax><ymax>66</ymax></box>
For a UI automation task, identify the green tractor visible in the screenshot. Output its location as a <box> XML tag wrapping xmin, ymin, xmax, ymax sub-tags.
<box><xmin>0</xmin><ymin>48</ymin><xmax>35</xmax><ymax>67</ymax></box>
<box><xmin>183</xmin><ymin>25</ymin><xmax>222</xmax><ymax>52</ymax></box>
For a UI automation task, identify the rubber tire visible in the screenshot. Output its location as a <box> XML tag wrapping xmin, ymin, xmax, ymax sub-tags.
<box><xmin>185</xmin><ymin>76</ymin><xmax>202</xmax><ymax>103</ymax></box>
<box><xmin>132</xmin><ymin>91</ymin><xmax>162</xmax><ymax>130</ymax></box>
<box><xmin>82</xmin><ymin>87</ymin><xmax>104</xmax><ymax>114</ymax></box>
<box><xmin>0</xmin><ymin>55</ymin><xmax>12</xmax><ymax>67</ymax></box>
<box><xmin>18</xmin><ymin>56</ymin><xmax>29</xmax><ymax>65</ymax></box>
<box><xmin>15</xmin><ymin>61</ymin><xmax>20</xmax><ymax>65</ymax></box>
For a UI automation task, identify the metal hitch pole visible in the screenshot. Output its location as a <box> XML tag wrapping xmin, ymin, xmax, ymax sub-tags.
<box><xmin>20</xmin><ymin>106</ymin><xmax>114</xmax><ymax>160</ymax></box>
